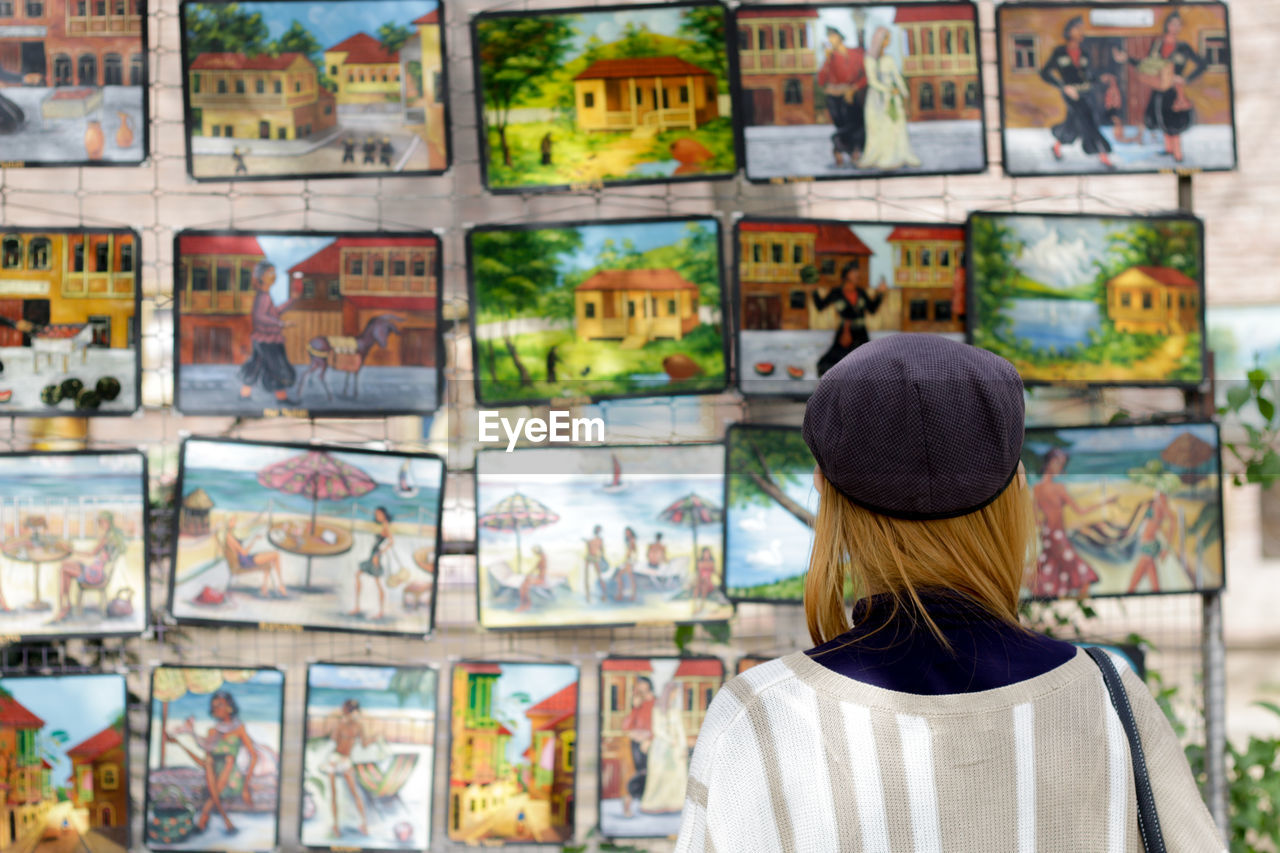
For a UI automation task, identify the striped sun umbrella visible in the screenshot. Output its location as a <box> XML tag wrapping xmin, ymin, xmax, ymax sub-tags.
<box><xmin>658</xmin><ymin>493</ymin><xmax>723</xmax><ymax>580</ymax></box>
<box><xmin>478</xmin><ymin>492</ymin><xmax>560</xmax><ymax>574</ymax></box>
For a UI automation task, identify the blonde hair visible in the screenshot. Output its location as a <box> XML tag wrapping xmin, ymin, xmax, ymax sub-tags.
<box><xmin>804</xmin><ymin>470</ymin><xmax>1036</xmax><ymax>650</ymax></box>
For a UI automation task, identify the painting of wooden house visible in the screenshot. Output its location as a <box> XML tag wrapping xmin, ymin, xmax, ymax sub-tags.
<box><xmin>573</xmin><ymin>57</ymin><xmax>719</xmax><ymax>133</ymax></box>
<box><xmin>886</xmin><ymin>225</ymin><xmax>965</xmax><ymax>333</ymax></box>
<box><xmin>736</xmin><ymin>8</ymin><xmax>820</xmax><ymax>127</ymax></box>
<box><xmin>1106</xmin><ymin>266</ymin><xmax>1201</xmax><ymax>335</ymax></box>
<box><xmin>573</xmin><ymin>269</ymin><xmax>700</xmax><ymax>346</ymax></box>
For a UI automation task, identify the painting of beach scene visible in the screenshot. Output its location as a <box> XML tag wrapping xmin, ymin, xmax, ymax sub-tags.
<box><xmin>736</xmin><ymin>3</ymin><xmax>985</xmax><ymax>181</ymax></box>
<box><xmin>174</xmin><ymin>230</ymin><xmax>441</xmax><ymax>418</ymax></box>
<box><xmin>1022</xmin><ymin>422</ymin><xmax>1223</xmax><ymax>599</ymax></box>
<box><xmin>736</xmin><ymin>218</ymin><xmax>965</xmax><ymax>396</ymax></box>
<box><xmin>447</xmin><ymin>662</ymin><xmax>578</xmax><ymax>845</ymax></box>
<box><xmin>469</xmin><ymin>217</ymin><xmax>726</xmax><ymax>406</ymax></box>
<box><xmin>968</xmin><ymin>212</ymin><xmax>1206</xmax><ymax>385</ymax></box>
<box><xmin>145</xmin><ymin>667</ymin><xmax>285</xmax><ymax>853</ymax></box>
<box><xmin>472</xmin><ymin>1</ymin><xmax>735</xmax><ymax>191</ymax></box>
<box><xmin>476</xmin><ymin>444</ymin><xmax>732</xmax><ymax>629</ymax></box>
<box><xmin>179</xmin><ymin>0</ymin><xmax>447</xmax><ymax>180</ymax></box>
<box><xmin>998</xmin><ymin>2</ymin><xmax>1236</xmax><ymax>177</ymax></box>
<box><xmin>300</xmin><ymin>664</ymin><xmax>436</xmax><ymax>851</ymax></box>
<box><xmin>0</xmin><ymin>450</ymin><xmax>146</xmax><ymax>640</ymax></box>
<box><xmin>599</xmin><ymin>656</ymin><xmax>722</xmax><ymax>839</ymax></box>
<box><xmin>0</xmin><ymin>674</ymin><xmax>128</xmax><ymax>852</ymax></box>
<box><xmin>170</xmin><ymin>438</ymin><xmax>442</xmax><ymax>636</ymax></box>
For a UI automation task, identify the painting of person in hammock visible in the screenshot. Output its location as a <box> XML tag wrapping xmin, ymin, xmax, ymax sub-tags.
<box><xmin>1029</xmin><ymin>448</ymin><xmax>1118</xmax><ymax>598</ymax></box>
<box><xmin>163</xmin><ymin>690</ymin><xmax>259</xmax><ymax>836</ymax></box>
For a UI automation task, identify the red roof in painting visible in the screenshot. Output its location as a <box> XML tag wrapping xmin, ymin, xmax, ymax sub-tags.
<box><xmin>180</xmin><ymin>234</ymin><xmax>265</xmax><ymax>258</ymax></box>
<box><xmin>0</xmin><ymin>695</ymin><xmax>43</xmax><ymax>729</ymax></box>
<box><xmin>459</xmin><ymin>662</ymin><xmax>501</xmax><ymax>675</ymax></box>
<box><xmin>815</xmin><ymin>225</ymin><xmax>872</xmax><ymax>255</ymax></box>
<box><xmin>527</xmin><ymin>684</ymin><xmax>576</xmax><ymax>718</ymax></box>
<box><xmin>190</xmin><ymin>52</ymin><xmax>308</xmax><ymax>71</ymax></box>
<box><xmin>675</xmin><ymin>659</ymin><xmax>724</xmax><ymax>678</ymax></box>
<box><xmin>737</xmin><ymin>8</ymin><xmax>819</xmax><ymax>18</ymax></box>
<box><xmin>739</xmin><ymin>221</ymin><xmax>816</xmax><ymax>234</ymax></box>
<box><xmin>1126</xmin><ymin>266</ymin><xmax>1200</xmax><ymax>289</ymax></box>
<box><xmin>496</xmin><ymin>723</ymin><xmax>513</xmax><ymax>737</ymax></box>
<box><xmin>576</xmin><ymin>269</ymin><xmax>697</xmax><ymax>293</ymax></box>
<box><xmin>413</xmin><ymin>10</ymin><xmax>438</xmax><ymax>25</ymax></box>
<box><xmin>327</xmin><ymin>33</ymin><xmax>399</xmax><ymax>64</ymax></box>
<box><xmin>576</xmin><ymin>56</ymin><xmax>713</xmax><ymax>80</ymax></box>
<box><xmin>67</xmin><ymin>727</ymin><xmax>123</xmax><ymax>761</ymax></box>
<box><xmin>289</xmin><ymin>237</ymin><xmax>436</xmax><ymax>276</ymax></box>
<box><xmin>602</xmin><ymin>659</ymin><xmax>655</xmax><ymax>673</ymax></box>
<box><xmin>40</xmin><ymin>759</ymin><xmax>53</xmax><ymax>770</ymax></box>
<box><xmin>886</xmin><ymin>226</ymin><xmax>963</xmax><ymax>243</ymax></box>
<box><xmin>894</xmin><ymin>5</ymin><xmax>973</xmax><ymax>23</ymax></box>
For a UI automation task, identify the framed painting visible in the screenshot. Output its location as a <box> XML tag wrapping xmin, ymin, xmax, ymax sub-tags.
<box><xmin>1023</xmin><ymin>422</ymin><xmax>1223</xmax><ymax>599</ymax></box>
<box><xmin>468</xmin><ymin>216</ymin><xmax>727</xmax><ymax>407</ymax></box>
<box><xmin>173</xmin><ymin>230</ymin><xmax>442</xmax><ymax>418</ymax></box>
<box><xmin>598</xmin><ymin>656</ymin><xmax>723</xmax><ymax>839</ymax></box>
<box><xmin>997</xmin><ymin>2</ymin><xmax>1236</xmax><ymax>177</ymax></box>
<box><xmin>475</xmin><ymin>443</ymin><xmax>733</xmax><ymax>630</ymax></box>
<box><xmin>0</xmin><ymin>449</ymin><xmax>147</xmax><ymax>640</ymax></box>
<box><xmin>446</xmin><ymin>661</ymin><xmax>579</xmax><ymax>845</ymax></box>
<box><xmin>734</xmin><ymin>3</ymin><xmax>985</xmax><ymax>182</ymax></box>
<box><xmin>735</xmin><ymin>655</ymin><xmax>772</xmax><ymax>674</ymax></box>
<box><xmin>735</xmin><ymin>217</ymin><xmax>965</xmax><ymax>397</ymax></box>
<box><xmin>0</xmin><ymin>228</ymin><xmax>140</xmax><ymax>416</ymax></box>
<box><xmin>0</xmin><ymin>673</ymin><xmax>129</xmax><ymax>851</ymax></box>
<box><xmin>178</xmin><ymin>0</ymin><xmax>449</xmax><ymax>181</ymax></box>
<box><xmin>299</xmin><ymin>663</ymin><xmax>437</xmax><ymax>851</ymax></box>
<box><xmin>144</xmin><ymin>666</ymin><xmax>285</xmax><ymax>853</ymax></box>
<box><xmin>0</xmin><ymin>1</ymin><xmax>147</xmax><ymax>167</ymax></box>
<box><xmin>967</xmin><ymin>211</ymin><xmax>1207</xmax><ymax>387</ymax></box>
<box><xmin>169</xmin><ymin>437</ymin><xmax>443</xmax><ymax>636</ymax></box>
<box><xmin>471</xmin><ymin>1</ymin><xmax>736</xmax><ymax>193</ymax></box>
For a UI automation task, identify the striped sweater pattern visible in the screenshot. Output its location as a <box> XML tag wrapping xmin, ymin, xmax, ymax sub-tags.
<box><xmin>674</xmin><ymin>649</ymin><xmax>1223</xmax><ymax>852</ymax></box>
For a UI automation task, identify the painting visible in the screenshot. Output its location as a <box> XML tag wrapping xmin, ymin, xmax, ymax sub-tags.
<box><xmin>598</xmin><ymin>656</ymin><xmax>722</xmax><ymax>839</ymax></box>
<box><xmin>0</xmin><ymin>674</ymin><xmax>128</xmax><ymax>851</ymax></box>
<box><xmin>145</xmin><ymin>667</ymin><xmax>284</xmax><ymax>853</ymax></box>
<box><xmin>179</xmin><ymin>0</ymin><xmax>448</xmax><ymax>181</ymax></box>
<box><xmin>735</xmin><ymin>656</ymin><xmax>772</xmax><ymax>674</ymax></box>
<box><xmin>998</xmin><ymin>2</ymin><xmax>1235</xmax><ymax>177</ymax></box>
<box><xmin>735</xmin><ymin>3</ymin><xmax>984</xmax><ymax>182</ymax></box>
<box><xmin>1022</xmin><ymin>422</ymin><xmax>1223</xmax><ymax>599</ymax></box>
<box><xmin>0</xmin><ymin>228</ymin><xmax>140</xmax><ymax>416</ymax></box>
<box><xmin>173</xmin><ymin>230</ymin><xmax>441</xmax><ymax>418</ymax></box>
<box><xmin>468</xmin><ymin>216</ymin><xmax>726</xmax><ymax>407</ymax></box>
<box><xmin>0</xmin><ymin>450</ymin><xmax>146</xmax><ymax>640</ymax></box>
<box><xmin>446</xmin><ymin>662</ymin><xmax>578</xmax><ymax>845</ymax></box>
<box><xmin>0</xmin><ymin>0</ymin><xmax>146</xmax><ymax>166</ymax></box>
<box><xmin>300</xmin><ymin>664</ymin><xmax>436</xmax><ymax>851</ymax></box>
<box><xmin>472</xmin><ymin>1</ymin><xmax>735</xmax><ymax>192</ymax></box>
<box><xmin>968</xmin><ymin>212</ymin><xmax>1206</xmax><ymax>386</ymax></box>
<box><xmin>170</xmin><ymin>438</ymin><xmax>442</xmax><ymax>636</ymax></box>
<box><xmin>476</xmin><ymin>444</ymin><xmax>733</xmax><ymax>629</ymax></box>
<box><xmin>735</xmin><ymin>218</ymin><xmax>965</xmax><ymax>396</ymax></box>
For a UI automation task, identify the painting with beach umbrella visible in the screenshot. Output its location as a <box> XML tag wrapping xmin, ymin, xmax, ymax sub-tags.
<box><xmin>475</xmin><ymin>443</ymin><xmax>732</xmax><ymax>629</ymax></box>
<box><xmin>169</xmin><ymin>437</ymin><xmax>443</xmax><ymax>636</ymax></box>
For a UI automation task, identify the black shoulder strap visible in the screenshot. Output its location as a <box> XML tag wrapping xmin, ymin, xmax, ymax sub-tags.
<box><xmin>1085</xmin><ymin>646</ymin><xmax>1167</xmax><ymax>853</ymax></box>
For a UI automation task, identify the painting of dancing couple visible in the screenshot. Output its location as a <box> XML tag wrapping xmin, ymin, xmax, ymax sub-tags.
<box><xmin>476</xmin><ymin>444</ymin><xmax>732</xmax><ymax>629</ymax></box>
<box><xmin>736</xmin><ymin>3</ymin><xmax>984</xmax><ymax>181</ymax></box>
<box><xmin>170</xmin><ymin>438</ymin><xmax>442</xmax><ymax>635</ymax></box>
<box><xmin>174</xmin><ymin>230</ymin><xmax>440</xmax><ymax>418</ymax></box>
<box><xmin>998</xmin><ymin>3</ymin><xmax>1236</xmax><ymax>176</ymax></box>
<box><xmin>598</xmin><ymin>657</ymin><xmax>723</xmax><ymax>839</ymax></box>
<box><xmin>300</xmin><ymin>664</ymin><xmax>436</xmax><ymax>850</ymax></box>
<box><xmin>0</xmin><ymin>450</ymin><xmax>146</xmax><ymax>640</ymax></box>
<box><xmin>145</xmin><ymin>667</ymin><xmax>285</xmax><ymax>853</ymax></box>
<box><xmin>1023</xmin><ymin>423</ymin><xmax>1223</xmax><ymax>599</ymax></box>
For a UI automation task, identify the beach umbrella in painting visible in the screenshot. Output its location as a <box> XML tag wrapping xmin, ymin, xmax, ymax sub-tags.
<box><xmin>478</xmin><ymin>492</ymin><xmax>559</xmax><ymax>574</ymax></box>
<box><xmin>657</xmin><ymin>493</ymin><xmax>723</xmax><ymax>582</ymax></box>
<box><xmin>152</xmin><ymin>668</ymin><xmax>256</xmax><ymax>768</ymax></box>
<box><xmin>1161</xmin><ymin>431</ymin><xmax>1216</xmax><ymax>485</ymax></box>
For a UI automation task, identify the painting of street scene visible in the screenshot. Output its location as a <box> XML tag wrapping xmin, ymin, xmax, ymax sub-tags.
<box><xmin>736</xmin><ymin>218</ymin><xmax>965</xmax><ymax>396</ymax></box>
<box><xmin>180</xmin><ymin>0</ymin><xmax>447</xmax><ymax>179</ymax></box>
<box><xmin>300</xmin><ymin>664</ymin><xmax>435</xmax><ymax>851</ymax></box>
<box><xmin>0</xmin><ymin>674</ymin><xmax>127</xmax><ymax>853</ymax></box>
<box><xmin>476</xmin><ymin>444</ymin><xmax>732</xmax><ymax>629</ymax></box>
<box><xmin>736</xmin><ymin>3</ymin><xmax>984</xmax><ymax>181</ymax></box>
<box><xmin>0</xmin><ymin>229</ymin><xmax>139</xmax><ymax>416</ymax></box>
<box><xmin>0</xmin><ymin>0</ymin><xmax>145</xmax><ymax>165</ymax></box>
<box><xmin>598</xmin><ymin>657</ymin><xmax>722</xmax><ymax>839</ymax></box>
<box><xmin>998</xmin><ymin>3</ymin><xmax>1235</xmax><ymax>176</ymax></box>
<box><xmin>0</xmin><ymin>451</ymin><xmax>145</xmax><ymax>640</ymax></box>
<box><xmin>145</xmin><ymin>667</ymin><xmax>284</xmax><ymax>853</ymax></box>
<box><xmin>1023</xmin><ymin>423</ymin><xmax>1223</xmax><ymax>599</ymax></box>
<box><xmin>170</xmin><ymin>439</ymin><xmax>442</xmax><ymax>635</ymax></box>
<box><xmin>473</xmin><ymin>2</ymin><xmax>734</xmax><ymax>191</ymax></box>
<box><xmin>174</xmin><ymin>231</ymin><xmax>440</xmax><ymax>417</ymax></box>
<box><xmin>968</xmin><ymin>212</ymin><xmax>1205</xmax><ymax>385</ymax></box>
<box><xmin>447</xmin><ymin>662</ymin><xmax>577</xmax><ymax>845</ymax></box>
<box><xmin>469</xmin><ymin>217</ymin><xmax>725</xmax><ymax>406</ymax></box>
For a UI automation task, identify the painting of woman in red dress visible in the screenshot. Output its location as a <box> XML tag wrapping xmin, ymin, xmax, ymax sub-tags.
<box><xmin>1030</xmin><ymin>448</ymin><xmax>1117</xmax><ymax>597</ymax></box>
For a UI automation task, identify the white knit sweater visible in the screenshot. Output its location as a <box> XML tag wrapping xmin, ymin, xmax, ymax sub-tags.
<box><xmin>674</xmin><ymin>649</ymin><xmax>1223</xmax><ymax>852</ymax></box>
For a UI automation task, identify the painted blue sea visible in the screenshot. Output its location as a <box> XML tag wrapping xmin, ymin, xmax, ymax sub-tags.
<box><xmin>0</xmin><ymin>454</ymin><xmax>143</xmax><ymax>499</ymax></box>
<box><xmin>1025</xmin><ymin>423</ymin><xmax>1219</xmax><ymax>479</ymax></box>
<box><xmin>1003</xmin><ymin>298</ymin><xmax>1102</xmax><ymax>352</ymax></box>
<box><xmin>151</xmin><ymin>669</ymin><xmax>284</xmax><ymax>723</ymax></box>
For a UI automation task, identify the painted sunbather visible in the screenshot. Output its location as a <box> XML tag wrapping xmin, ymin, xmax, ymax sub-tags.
<box><xmin>515</xmin><ymin>545</ymin><xmax>548</xmax><ymax>613</ymax></box>
<box><xmin>221</xmin><ymin>517</ymin><xmax>287</xmax><ymax>597</ymax></box>
<box><xmin>163</xmin><ymin>690</ymin><xmax>258</xmax><ymax>835</ymax></box>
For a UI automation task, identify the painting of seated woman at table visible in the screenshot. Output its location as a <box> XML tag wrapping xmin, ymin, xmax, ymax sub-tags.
<box><xmin>169</xmin><ymin>438</ymin><xmax>443</xmax><ymax>636</ymax></box>
<box><xmin>0</xmin><ymin>449</ymin><xmax>146</xmax><ymax>640</ymax></box>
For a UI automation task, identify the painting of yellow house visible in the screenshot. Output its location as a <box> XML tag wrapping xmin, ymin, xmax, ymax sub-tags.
<box><xmin>574</xmin><ymin>269</ymin><xmax>700</xmax><ymax>346</ymax></box>
<box><xmin>188</xmin><ymin>52</ymin><xmax>337</xmax><ymax>140</ymax></box>
<box><xmin>1106</xmin><ymin>266</ymin><xmax>1202</xmax><ymax>335</ymax></box>
<box><xmin>573</xmin><ymin>56</ymin><xmax>718</xmax><ymax>133</ymax></box>
<box><xmin>325</xmin><ymin>33</ymin><xmax>402</xmax><ymax>105</ymax></box>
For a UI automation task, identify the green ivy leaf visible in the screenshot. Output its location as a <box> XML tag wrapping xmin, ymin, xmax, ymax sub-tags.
<box><xmin>1248</xmin><ymin>367</ymin><xmax>1268</xmax><ymax>392</ymax></box>
<box><xmin>673</xmin><ymin>624</ymin><xmax>694</xmax><ymax>654</ymax></box>
<box><xmin>1226</xmin><ymin>385</ymin><xmax>1252</xmax><ymax>413</ymax></box>
<box><xmin>1259</xmin><ymin>397</ymin><xmax>1276</xmax><ymax>424</ymax></box>
<box><xmin>701</xmin><ymin>621</ymin><xmax>731</xmax><ymax>645</ymax></box>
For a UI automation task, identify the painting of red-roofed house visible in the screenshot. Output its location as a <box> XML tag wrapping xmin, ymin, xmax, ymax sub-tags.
<box><xmin>179</xmin><ymin>0</ymin><xmax>447</xmax><ymax>180</ymax></box>
<box><xmin>448</xmin><ymin>662</ymin><xmax>578</xmax><ymax>845</ymax></box>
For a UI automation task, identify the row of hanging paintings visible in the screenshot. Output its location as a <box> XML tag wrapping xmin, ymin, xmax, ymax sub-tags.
<box><xmin>2</xmin><ymin>1</ymin><xmax>1237</xmax><ymax>183</ymax></box>
<box><xmin>0</xmin><ymin>212</ymin><xmax>1219</xmax><ymax>416</ymax></box>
